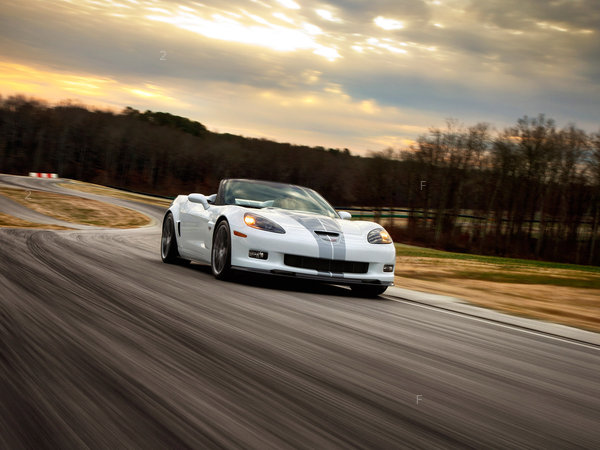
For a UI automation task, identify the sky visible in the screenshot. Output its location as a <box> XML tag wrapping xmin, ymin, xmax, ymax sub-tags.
<box><xmin>1</xmin><ymin>0</ymin><xmax>599</xmax><ymax>154</ymax></box>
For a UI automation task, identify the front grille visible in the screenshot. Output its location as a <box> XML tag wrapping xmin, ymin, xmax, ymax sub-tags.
<box><xmin>284</xmin><ymin>254</ymin><xmax>368</xmax><ymax>274</ymax></box>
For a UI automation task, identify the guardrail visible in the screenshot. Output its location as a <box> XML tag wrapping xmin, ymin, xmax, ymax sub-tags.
<box><xmin>337</xmin><ymin>207</ymin><xmax>594</xmax><ymax>225</ymax></box>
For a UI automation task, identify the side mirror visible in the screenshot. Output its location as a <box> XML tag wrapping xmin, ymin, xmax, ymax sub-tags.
<box><xmin>188</xmin><ymin>193</ymin><xmax>210</xmax><ymax>210</ymax></box>
<box><xmin>338</xmin><ymin>211</ymin><xmax>352</xmax><ymax>220</ymax></box>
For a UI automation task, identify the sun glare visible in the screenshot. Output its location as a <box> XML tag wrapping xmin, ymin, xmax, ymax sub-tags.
<box><xmin>276</xmin><ymin>0</ymin><xmax>300</xmax><ymax>10</ymax></box>
<box><xmin>129</xmin><ymin>89</ymin><xmax>157</xmax><ymax>98</ymax></box>
<box><xmin>315</xmin><ymin>9</ymin><xmax>341</xmax><ymax>23</ymax></box>
<box><xmin>374</xmin><ymin>16</ymin><xmax>404</xmax><ymax>30</ymax></box>
<box><xmin>145</xmin><ymin>10</ymin><xmax>341</xmax><ymax>60</ymax></box>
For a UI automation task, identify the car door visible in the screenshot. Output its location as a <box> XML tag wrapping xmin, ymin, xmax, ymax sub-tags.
<box><xmin>179</xmin><ymin>199</ymin><xmax>211</xmax><ymax>262</ymax></box>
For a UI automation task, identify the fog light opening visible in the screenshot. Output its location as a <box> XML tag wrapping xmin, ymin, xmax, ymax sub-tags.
<box><xmin>383</xmin><ymin>264</ymin><xmax>394</xmax><ymax>273</ymax></box>
<box><xmin>249</xmin><ymin>250</ymin><xmax>268</xmax><ymax>260</ymax></box>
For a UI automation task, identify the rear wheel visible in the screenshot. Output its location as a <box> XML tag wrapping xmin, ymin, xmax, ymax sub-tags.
<box><xmin>351</xmin><ymin>285</ymin><xmax>388</xmax><ymax>298</ymax></box>
<box><xmin>161</xmin><ymin>213</ymin><xmax>189</xmax><ymax>265</ymax></box>
<box><xmin>211</xmin><ymin>220</ymin><xmax>232</xmax><ymax>280</ymax></box>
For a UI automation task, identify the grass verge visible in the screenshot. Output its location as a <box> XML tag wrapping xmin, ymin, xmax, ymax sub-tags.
<box><xmin>0</xmin><ymin>187</ymin><xmax>151</xmax><ymax>228</ymax></box>
<box><xmin>394</xmin><ymin>243</ymin><xmax>600</xmax><ymax>333</ymax></box>
<box><xmin>0</xmin><ymin>212</ymin><xmax>72</xmax><ymax>230</ymax></box>
<box><xmin>59</xmin><ymin>181</ymin><xmax>172</xmax><ymax>207</ymax></box>
<box><xmin>396</xmin><ymin>243</ymin><xmax>600</xmax><ymax>273</ymax></box>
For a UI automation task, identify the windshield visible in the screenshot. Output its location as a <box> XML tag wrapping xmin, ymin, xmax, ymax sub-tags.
<box><xmin>219</xmin><ymin>180</ymin><xmax>339</xmax><ymax>218</ymax></box>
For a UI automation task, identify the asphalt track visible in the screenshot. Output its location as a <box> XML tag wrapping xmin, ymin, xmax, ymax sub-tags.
<box><xmin>1</xmin><ymin>175</ymin><xmax>599</xmax><ymax>449</ymax></box>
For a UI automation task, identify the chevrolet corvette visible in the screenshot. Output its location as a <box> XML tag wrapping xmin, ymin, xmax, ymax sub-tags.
<box><xmin>161</xmin><ymin>179</ymin><xmax>395</xmax><ymax>296</ymax></box>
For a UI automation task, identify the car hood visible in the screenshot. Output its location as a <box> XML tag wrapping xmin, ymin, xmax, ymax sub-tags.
<box><xmin>250</xmin><ymin>208</ymin><xmax>377</xmax><ymax>236</ymax></box>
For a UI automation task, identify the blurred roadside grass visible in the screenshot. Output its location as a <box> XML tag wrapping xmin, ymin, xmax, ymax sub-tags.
<box><xmin>0</xmin><ymin>211</ymin><xmax>72</xmax><ymax>230</ymax></box>
<box><xmin>0</xmin><ymin>186</ymin><xmax>150</xmax><ymax>228</ymax></box>
<box><xmin>60</xmin><ymin>181</ymin><xmax>172</xmax><ymax>207</ymax></box>
<box><xmin>396</xmin><ymin>243</ymin><xmax>600</xmax><ymax>273</ymax></box>
<box><xmin>394</xmin><ymin>243</ymin><xmax>600</xmax><ymax>332</ymax></box>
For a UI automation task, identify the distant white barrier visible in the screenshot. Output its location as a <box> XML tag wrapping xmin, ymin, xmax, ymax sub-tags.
<box><xmin>29</xmin><ymin>172</ymin><xmax>58</xmax><ymax>178</ymax></box>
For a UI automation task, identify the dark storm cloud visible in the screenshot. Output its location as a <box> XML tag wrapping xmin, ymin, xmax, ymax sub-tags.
<box><xmin>469</xmin><ymin>0</ymin><xmax>600</xmax><ymax>30</ymax></box>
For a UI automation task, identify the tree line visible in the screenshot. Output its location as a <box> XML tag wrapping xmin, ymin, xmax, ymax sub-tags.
<box><xmin>1</xmin><ymin>94</ymin><xmax>599</xmax><ymax>265</ymax></box>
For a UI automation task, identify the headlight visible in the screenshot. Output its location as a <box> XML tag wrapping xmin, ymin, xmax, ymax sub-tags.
<box><xmin>244</xmin><ymin>213</ymin><xmax>285</xmax><ymax>234</ymax></box>
<box><xmin>368</xmin><ymin>228</ymin><xmax>392</xmax><ymax>244</ymax></box>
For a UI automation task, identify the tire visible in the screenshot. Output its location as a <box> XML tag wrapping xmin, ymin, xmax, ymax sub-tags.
<box><xmin>351</xmin><ymin>284</ymin><xmax>388</xmax><ymax>298</ymax></box>
<box><xmin>211</xmin><ymin>220</ymin><xmax>232</xmax><ymax>280</ymax></box>
<box><xmin>161</xmin><ymin>212</ymin><xmax>189</xmax><ymax>265</ymax></box>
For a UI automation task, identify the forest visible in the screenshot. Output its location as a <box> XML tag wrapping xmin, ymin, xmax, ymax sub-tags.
<box><xmin>1</xmin><ymin>94</ymin><xmax>599</xmax><ymax>265</ymax></box>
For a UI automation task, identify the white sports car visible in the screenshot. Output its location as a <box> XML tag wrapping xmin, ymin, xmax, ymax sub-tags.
<box><xmin>161</xmin><ymin>179</ymin><xmax>396</xmax><ymax>296</ymax></box>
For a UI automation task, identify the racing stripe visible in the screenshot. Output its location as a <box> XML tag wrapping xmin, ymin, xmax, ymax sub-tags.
<box><xmin>290</xmin><ymin>215</ymin><xmax>331</xmax><ymax>258</ymax></box>
<box><xmin>323</xmin><ymin>217</ymin><xmax>346</xmax><ymax>262</ymax></box>
<box><xmin>289</xmin><ymin>214</ymin><xmax>347</xmax><ymax>276</ymax></box>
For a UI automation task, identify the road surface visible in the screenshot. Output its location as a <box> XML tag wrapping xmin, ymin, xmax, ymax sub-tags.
<box><xmin>1</xmin><ymin>175</ymin><xmax>599</xmax><ymax>448</ymax></box>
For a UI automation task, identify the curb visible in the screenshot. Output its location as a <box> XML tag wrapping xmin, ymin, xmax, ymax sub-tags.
<box><xmin>385</xmin><ymin>286</ymin><xmax>600</xmax><ymax>347</ymax></box>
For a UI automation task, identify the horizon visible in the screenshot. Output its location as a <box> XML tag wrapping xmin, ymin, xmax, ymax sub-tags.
<box><xmin>3</xmin><ymin>93</ymin><xmax>596</xmax><ymax>157</ymax></box>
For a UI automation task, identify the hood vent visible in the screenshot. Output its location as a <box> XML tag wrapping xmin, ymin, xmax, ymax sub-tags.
<box><xmin>314</xmin><ymin>231</ymin><xmax>340</xmax><ymax>237</ymax></box>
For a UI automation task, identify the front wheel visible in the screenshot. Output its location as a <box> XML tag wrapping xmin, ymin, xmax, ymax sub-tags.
<box><xmin>161</xmin><ymin>213</ymin><xmax>179</xmax><ymax>263</ymax></box>
<box><xmin>161</xmin><ymin>213</ymin><xmax>189</xmax><ymax>265</ymax></box>
<box><xmin>351</xmin><ymin>285</ymin><xmax>388</xmax><ymax>298</ymax></box>
<box><xmin>211</xmin><ymin>220</ymin><xmax>232</xmax><ymax>280</ymax></box>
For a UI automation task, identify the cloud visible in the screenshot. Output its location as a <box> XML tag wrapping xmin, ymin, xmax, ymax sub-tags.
<box><xmin>468</xmin><ymin>0</ymin><xmax>600</xmax><ymax>31</ymax></box>
<box><xmin>374</xmin><ymin>16</ymin><xmax>404</xmax><ymax>30</ymax></box>
<box><xmin>315</xmin><ymin>9</ymin><xmax>342</xmax><ymax>23</ymax></box>
<box><xmin>276</xmin><ymin>0</ymin><xmax>301</xmax><ymax>10</ymax></box>
<box><xmin>0</xmin><ymin>0</ymin><xmax>598</xmax><ymax>154</ymax></box>
<box><xmin>191</xmin><ymin>80</ymin><xmax>433</xmax><ymax>151</ymax></box>
<box><xmin>324</xmin><ymin>0</ymin><xmax>430</xmax><ymax>22</ymax></box>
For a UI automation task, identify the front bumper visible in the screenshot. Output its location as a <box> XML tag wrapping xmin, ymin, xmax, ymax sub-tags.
<box><xmin>232</xmin><ymin>265</ymin><xmax>394</xmax><ymax>286</ymax></box>
<box><xmin>229</xmin><ymin>226</ymin><xmax>395</xmax><ymax>286</ymax></box>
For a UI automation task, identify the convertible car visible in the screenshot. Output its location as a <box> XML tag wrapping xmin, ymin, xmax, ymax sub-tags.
<box><xmin>161</xmin><ymin>179</ymin><xmax>395</xmax><ymax>296</ymax></box>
